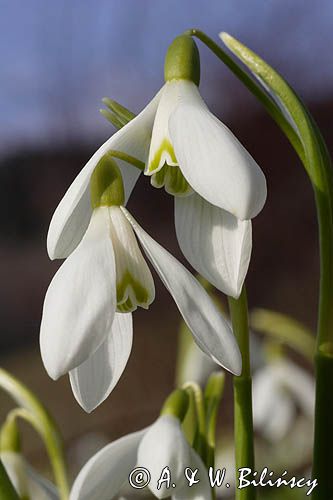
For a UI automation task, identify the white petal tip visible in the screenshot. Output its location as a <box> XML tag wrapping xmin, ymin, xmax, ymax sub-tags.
<box><xmin>44</xmin><ymin>366</ymin><xmax>61</xmax><ymax>381</ymax></box>
<box><xmin>79</xmin><ymin>403</ymin><xmax>95</xmax><ymax>414</ymax></box>
<box><xmin>40</xmin><ymin>343</ymin><xmax>67</xmax><ymax>380</ymax></box>
<box><xmin>43</xmin><ymin>361</ymin><xmax>63</xmax><ymax>381</ymax></box>
<box><xmin>40</xmin><ymin>343</ymin><xmax>65</xmax><ymax>380</ymax></box>
<box><xmin>46</xmin><ymin>245</ymin><xmax>57</xmax><ymax>261</ymax></box>
<box><xmin>214</xmin><ymin>349</ymin><xmax>242</xmax><ymax>377</ymax></box>
<box><xmin>232</xmin><ymin>350</ymin><xmax>243</xmax><ymax>376</ymax></box>
<box><xmin>226</xmin><ymin>286</ymin><xmax>242</xmax><ymax>300</ymax></box>
<box><xmin>233</xmin><ymin>363</ymin><xmax>242</xmax><ymax>377</ymax></box>
<box><xmin>72</xmin><ymin>391</ymin><xmax>106</xmax><ymax>414</ymax></box>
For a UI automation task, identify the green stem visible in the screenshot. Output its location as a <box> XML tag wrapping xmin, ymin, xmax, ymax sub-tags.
<box><xmin>183</xmin><ymin>383</ymin><xmax>206</xmax><ymax>437</ymax></box>
<box><xmin>183</xmin><ymin>29</ymin><xmax>305</xmax><ymax>163</ymax></box>
<box><xmin>312</xmin><ymin>353</ymin><xmax>333</xmax><ymax>499</ymax></box>
<box><xmin>228</xmin><ymin>287</ymin><xmax>255</xmax><ymax>500</ymax></box>
<box><xmin>183</xmin><ymin>383</ymin><xmax>207</xmax><ymax>461</ymax></box>
<box><xmin>0</xmin><ymin>459</ymin><xmax>20</xmax><ymax>500</ymax></box>
<box><xmin>215</xmin><ymin>32</ymin><xmax>333</xmax><ymax>498</ymax></box>
<box><xmin>183</xmin><ymin>382</ymin><xmax>216</xmax><ymax>500</ymax></box>
<box><xmin>0</xmin><ymin>369</ymin><xmax>69</xmax><ymax>500</ymax></box>
<box><xmin>204</xmin><ymin>372</ymin><xmax>225</xmax><ymax>470</ymax></box>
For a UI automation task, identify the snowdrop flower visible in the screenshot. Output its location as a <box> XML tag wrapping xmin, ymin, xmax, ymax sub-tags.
<box><xmin>144</xmin><ymin>35</ymin><xmax>266</xmax><ymax>298</ymax></box>
<box><xmin>70</xmin><ymin>414</ymin><xmax>211</xmax><ymax>500</ymax></box>
<box><xmin>40</xmin><ymin>155</ymin><xmax>241</xmax><ymax>412</ymax></box>
<box><xmin>47</xmin><ymin>35</ymin><xmax>266</xmax><ymax>299</ymax></box>
<box><xmin>252</xmin><ymin>359</ymin><xmax>314</xmax><ymax>442</ymax></box>
<box><xmin>1</xmin><ymin>451</ymin><xmax>58</xmax><ymax>499</ymax></box>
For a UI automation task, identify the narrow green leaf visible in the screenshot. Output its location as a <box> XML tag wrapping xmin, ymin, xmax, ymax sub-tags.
<box><xmin>204</xmin><ymin>372</ymin><xmax>225</xmax><ymax>469</ymax></box>
<box><xmin>0</xmin><ymin>369</ymin><xmax>69</xmax><ymax>500</ymax></box>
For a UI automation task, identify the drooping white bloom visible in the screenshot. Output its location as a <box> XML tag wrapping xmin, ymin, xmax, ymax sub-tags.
<box><xmin>1</xmin><ymin>452</ymin><xmax>58</xmax><ymax>500</ymax></box>
<box><xmin>40</xmin><ymin>157</ymin><xmax>241</xmax><ymax>412</ymax></box>
<box><xmin>146</xmin><ymin>78</ymin><xmax>266</xmax><ymax>220</ymax></box>
<box><xmin>252</xmin><ymin>359</ymin><xmax>315</xmax><ymax>442</ymax></box>
<box><xmin>47</xmin><ymin>36</ymin><xmax>266</xmax><ymax>299</ymax></box>
<box><xmin>70</xmin><ymin>415</ymin><xmax>211</xmax><ymax>500</ymax></box>
<box><xmin>144</xmin><ymin>57</ymin><xmax>265</xmax><ymax>298</ymax></box>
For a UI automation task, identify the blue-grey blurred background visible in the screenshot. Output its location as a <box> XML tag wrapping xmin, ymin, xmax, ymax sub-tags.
<box><xmin>0</xmin><ymin>1</ymin><xmax>331</xmax><ymax>494</ymax></box>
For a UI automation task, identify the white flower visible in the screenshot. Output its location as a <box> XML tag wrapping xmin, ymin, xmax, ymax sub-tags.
<box><xmin>144</xmin><ymin>33</ymin><xmax>266</xmax><ymax>299</ymax></box>
<box><xmin>146</xmin><ymin>78</ymin><xmax>266</xmax><ymax>220</ymax></box>
<box><xmin>252</xmin><ymin>359</ymin><xmax>315</xmax><ymax>442</ymax></box>
<box><xmin>70</xmin><ymin>414</ymin><xmax>211</xmax><ymax>500</ymax></box>
<box><xmin>146</xmin><ymin>76</ymin><xmax>264</xmax><ymax>298</ymax></box>
<box><xmin>1</xmin><ymin>451</ymin><xmax>58</xmax><ymax>499</ymax></box>
<box><xmin>40</xmin><ymin>157</ymin><xmax>241</xmax><ymax>412</ymax></box>
<box><xmin>47</xmin><ymin>37</ymin><xmax>266</xmax><ymax>299</ymax></box>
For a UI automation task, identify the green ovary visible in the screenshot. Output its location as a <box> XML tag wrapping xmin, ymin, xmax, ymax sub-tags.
<box><xmin>116</xmin><ymin>270</ymin><xmax>152</xmax><ymax>313</ymax></box>
<box><xmin>151</xmin><ymin>164</ymin><xmax>193</xmax><ymax>197</ymax></box>
<box><xmin>147</xmin><ymin>139</ymin><xmax>177</xmax><ymax>174</ymax></box>
<box><xmin>90</xmin><ymin>153</ymin><xmax>125</xmax><ymax>208</ymax></box>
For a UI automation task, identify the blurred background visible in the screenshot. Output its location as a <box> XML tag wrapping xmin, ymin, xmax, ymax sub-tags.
<box><xmin>0</xmin><ymin>0</ymin><xmax>332</xmax><ymax>497</ymax></box>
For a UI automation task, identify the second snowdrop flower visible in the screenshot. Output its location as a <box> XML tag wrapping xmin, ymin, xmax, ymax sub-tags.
<box><xmin>40</xmin><ymin>155</ymin><xmax>241</xmax><ymax>412</ymax></box>
<box><xmin>70</xmin><ymin>414</ymin><xmax>211</xmax><ymax>500</ymax></box>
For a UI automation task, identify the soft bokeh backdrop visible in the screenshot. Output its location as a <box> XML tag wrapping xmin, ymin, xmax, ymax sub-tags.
<box><xmin>0</xmin><ymin>1</ymin><xmax>331</xmax><ymax>497</ymax></box>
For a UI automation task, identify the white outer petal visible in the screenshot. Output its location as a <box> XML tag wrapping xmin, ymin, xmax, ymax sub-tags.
<box><xmin>26</xmin><ymin>467</ymin><xmax>59</xmax><ymax>500</ymax></box>
<box><xmin>69</xmin><ymin>312</ymin><xmax>133</xmax><ymax>413</ymax></box>
<box><xmin>1</xmin><ymin>452</ymin><xmax>57</xmax><ymax>500</ymax></box>
<box><xmin>47</xmin><ymin>89</ymin><xmax>162</xmax><ymax>260</ymax></box>
<box><xmin>122</xmin><ymin>207</ymin><xmax>241</xmax><ymax>376</ymax></box>
<box><xmin>168</xmin><ymin>82</ymin><xmax>267</xmax><ymax>220</ymax></box>
<box><xmin>175</xmin><ymin>193</ymin><xmax>252</xmax><ymax>298</ymax></box>
<box><xmin>177</xmin><ymin>335</ymin><xmax>217</xmax><ymax>386</ymax></box>
<box><xmin>262</xmin><ymin>393</ymin><xmax>295</xmax><ymax>442</ymax></box>
<box><xmin>172</xmin><ymin>448</ymin><xmax>212</xmax><ymax>500</ymax></box>
<box><xmin>274</xmin><ymin>360</ymin><xmax>315</xmax><ymax>418</ymax></box>
<box><xmin>137</xmin><ymin>415</ymin><xmax>190</xmax><ymax>499</ymax></box>
<box><xmin>70</xmin><ymin>429</ymin><xmax>147</xmax><ymax>500</ymax></box>
<box><xmin>253</xmin><ymin>364</ymin><xmax>295</xmax><ymax>441</ymax></box>
<box><xmin>40</xmin><ymin>208</ymin><xmax>116</xmax><ymax>380</ymax></box>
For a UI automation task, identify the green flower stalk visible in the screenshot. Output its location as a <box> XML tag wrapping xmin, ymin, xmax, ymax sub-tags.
<box><xmin>179</xmin><ymin>27</ymin><xmax>333</xmax><ymax>498</ymax></box>
<box><xmin>215</xmin><ymin>31</ymin><xmax>333</xmax><ymax>499</ymax></box>
<box><xmin>228</xmin><ymin>287</ymin><xmax>255</xmax><ymax>500</ymax></box>
<box><xmin>0</xmin><ymin>368</ymin><xmax>69</xmax><ymax>500</ymax></box>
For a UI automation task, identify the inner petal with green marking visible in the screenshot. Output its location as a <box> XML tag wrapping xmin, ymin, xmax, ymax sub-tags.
<box><xmin>146</xmin><ymin>138</ymin><xmax>178</xmax><ymax>174</ymax></box>
<box><xmin>145</xmin><ymin>80</ymin><xmax>183</xmax><ymax>175</ymax></box>
<box><xmin>109</xmin><ymin>206</ymin><xmax>155</xmax><ymax>312</ymax></box>
<box><xmin>151</xmin><ymin>164</ymin><xmax>193</xmax><ymax>197</ymax></box>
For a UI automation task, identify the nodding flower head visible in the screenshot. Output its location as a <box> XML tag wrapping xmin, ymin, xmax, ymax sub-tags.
<box><xmin>41</xmin><ymin>154</ymin><xmax>241</xmax><ymax>412</ymax></box>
